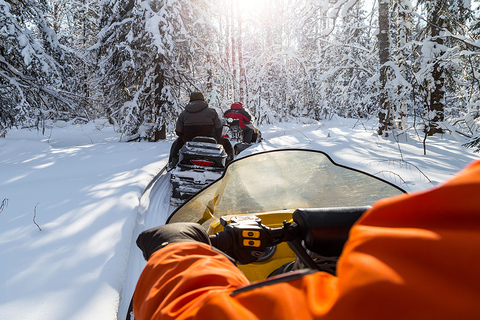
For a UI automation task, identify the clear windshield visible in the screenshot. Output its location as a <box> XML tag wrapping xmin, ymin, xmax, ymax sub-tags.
<box><xmin>167</xmin><ymin>150</ymin><xmax>405</xmax><ymax>224</ymax></box>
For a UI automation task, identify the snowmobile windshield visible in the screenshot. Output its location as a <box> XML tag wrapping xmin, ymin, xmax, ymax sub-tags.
<box><xmin>167</xmin><ymin>149</ymin><xmax>406</xmax><ymax>224</ymax></box>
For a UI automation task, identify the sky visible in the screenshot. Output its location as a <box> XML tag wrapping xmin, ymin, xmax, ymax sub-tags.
<box><xmin>0</xmin><ymin>116</ymin><xmax>478</xmax><ymax>320</ymax></box>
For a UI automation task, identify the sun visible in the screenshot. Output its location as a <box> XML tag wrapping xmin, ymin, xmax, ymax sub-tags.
<box><xmin>237</xmin><ymin>0</ymin><xmax>261</xmax><ymax>11</ymax></box>
<box><xmin>235</xmin><ymin>0</ymin><xmax>269</xmax><ymax>22</ymax></box>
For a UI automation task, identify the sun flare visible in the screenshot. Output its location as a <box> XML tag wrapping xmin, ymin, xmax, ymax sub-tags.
<box><xmin>234</xmin><ymin>0</ymin><xmax>270</xmax><ymax>22</ymax></box>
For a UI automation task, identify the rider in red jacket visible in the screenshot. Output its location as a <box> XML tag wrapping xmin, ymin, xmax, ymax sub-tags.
<box><xmin>224</xmin><ymin>102</ymin><xmax>254</xmax><ymax>143</ymax></box>
<box><xmin>133</xmin><ymin>160</ymin><xmax>480</xmax><ymax>320</ymax></box>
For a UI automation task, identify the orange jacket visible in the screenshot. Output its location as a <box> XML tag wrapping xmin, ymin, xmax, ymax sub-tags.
<box><xmin>133</xmin><ymin>160</ymin><xmax>480</xmax><ymax>320</ymax></box>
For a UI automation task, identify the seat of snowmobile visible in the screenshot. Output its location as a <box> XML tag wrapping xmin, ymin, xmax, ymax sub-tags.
<box><xmin>191</xmin><ymin>136</ymin><xmax>217</xmax><ymax>144</ymax></box>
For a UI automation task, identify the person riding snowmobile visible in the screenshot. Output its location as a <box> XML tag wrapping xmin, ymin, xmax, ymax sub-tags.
<box><xmin>168</xmin><ymin>92</ymin><xmax>233</xmax><ymax>168</ymax></box>
<box><xmin>224</xmin><ymin>102</ymin><xmax>255</xmax><ymax>143</ymax></box>
<box><xmin>133</xmin><ymin>160</ymin><xmax>480</xmax><ymax>320</ymax></box>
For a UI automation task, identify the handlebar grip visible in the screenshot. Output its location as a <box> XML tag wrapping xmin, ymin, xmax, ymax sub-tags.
<box><xmin>209</xmin><ymin>234</ymin><xmax>218</xmax><ymax>247</ymax></box>
<box><xmin>293</xmin><ymin>206</ymin><xmax>370</xmax><ymax>256</ymax></box>
<box><xmin>209</xmin><ymin>232</ymin><xmax>233</xmax><ymax>252</ymax></box>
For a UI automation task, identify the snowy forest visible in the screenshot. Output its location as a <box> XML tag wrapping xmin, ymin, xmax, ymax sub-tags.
<box><xmin>1</xmin><ymin>0</ymin><xmax>480</xmax><ymax>148</ymax></box>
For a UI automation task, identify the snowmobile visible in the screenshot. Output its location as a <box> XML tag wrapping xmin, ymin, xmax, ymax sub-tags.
<box><xmin>166</xmin><ymin>149</ymin><xmax>406</xmax><ymax>281</ymax></box>
<box><xmin>223</xmin><ymin>118</ymin><xmax>262</xmax><ymax>155</ymax></box>
<box><xmin>169</xmin><ymin>136</ymin><xmax>228</xmax><ymax>207</ymax></box>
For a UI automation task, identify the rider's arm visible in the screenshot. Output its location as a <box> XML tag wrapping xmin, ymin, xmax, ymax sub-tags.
<box><xmin>175</xmin><ymin>114</ymin><xmax>184</xmax><ymax>137</ymax></box>
<box><xmin>133</xmin><ymin>242</ymin><xmax>249</xmax><ymax>320</ymax></box>
<box><xmin>241</xmin><ymin>109</ymin><xmax>252</xmax><ymax>123</ymax></box>
<box><xmin>213</xmin><ymin>112</ymin><xmax>223</xmax><ymax>139</ymax></box>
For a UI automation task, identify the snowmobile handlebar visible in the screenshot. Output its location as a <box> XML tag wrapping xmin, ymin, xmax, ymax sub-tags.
<box><xmin>209</xmin><ymin>206</ymin><xmax>370</xmax><ymax>265</ymax></box>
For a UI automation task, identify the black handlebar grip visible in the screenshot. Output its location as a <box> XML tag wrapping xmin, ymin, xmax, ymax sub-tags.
<box><xmin>209</xmin><ymin>232</ymin><xmax>233</xmax><ymax>252</ymax></box>
<box><xmin>293</xmin><ymin>206</ymin><xmax>370</xmax><ymax>256</ymax></box>
<box><xmin>209</xmin><ymin>234</ymin><xmax>218</xmax><ymax>247</ymax></box>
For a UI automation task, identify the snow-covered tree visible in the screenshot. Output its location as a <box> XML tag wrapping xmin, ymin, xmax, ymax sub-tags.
<box><xmin>392</xmin><ymin>0</ymin><xmax>412</xmax><ymax>130</ymax></box>
<box><xmin>412</xmin><ymin>0</ymin><xmax>477</xmax><ymax>136</ymax></box>
<box><xmin>317</xmin><ymin>1</ymin><xmax>377</xmax><ymax>119</ymax></box>
<box><xmin>45</xmin><ymin>0</ymin><xmax>99</xmax><ymax>117</ymax></box>
<box><xmin>0</xmin><ymin>0</ymin><xmax>85</xmax><ymax>137</ymax></box>
<box><xmin>96</xmin><ymin>0</ymin><xmax>224</xmax><ymax>140</ymax></box>
<box><xmin>2</xmin><ymin>0</ymin><xmax>479</xmax><ymax>144</ymax></box>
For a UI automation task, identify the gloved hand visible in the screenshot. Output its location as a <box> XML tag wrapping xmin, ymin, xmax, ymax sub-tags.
<box><xmin>136</xmin><ymin>222</ymin><xmax>210</xmax><ymax>261</ymax></box>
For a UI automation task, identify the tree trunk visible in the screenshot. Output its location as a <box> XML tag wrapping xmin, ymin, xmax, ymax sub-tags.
<box><xmin>225</xmin><ymin>7</ymin><xmax>231</xmax><ymax>101</ymax></box>
<box><xmin>426</xmin><ymin>4</ymin><xmax>445</xmax><ymax>136</ymax></box>
<box><xmin>236</xmin><ymin>1</ymin><xmax>245</xmax><ymax>101</ymax></box>
<box><xmin>153</xmin><ymin>125</ymin><xmax>166</xmax><ymax>141</ymax></box>
<box><xmin>377</xmin><ymin>0</ymin><xmax>394</xmax><ymax>136</ymax></box>
<box><xmin>151</xmin><ymin>62</ymin><xmax>166</xmax><ymax>141</ymax></box>
<box><xmin>231</xmin><ymin>0</ymin><xmax>238</xmax><ymax>101</ymax></box>
<box><xmin>396</xmin><ymin>0</ymin><xmax>410</xmax><ymax>130</ymax></box>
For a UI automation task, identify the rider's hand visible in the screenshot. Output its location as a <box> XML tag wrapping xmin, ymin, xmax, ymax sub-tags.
<box><xmin>136</xmin><ymin>223</ymin><xmax>210</xmax><ymax>260</ymax></box>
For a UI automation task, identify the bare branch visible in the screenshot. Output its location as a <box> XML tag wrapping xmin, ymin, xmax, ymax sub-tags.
<box><xmin>0</xmin><ymin>198</ymin><xmax>8</xmax><ymax>214</ymax></box>
<box><xmin>373</xmin><ymin>170</ymin><xmax>407</xmax><ymax>184</ymax></box>
<box><xmin>33</xmin><ymin>203</ymin><xmax>42</xmax><ymax>231</ymax></box>
<box><xmin>372</xmin><ymin>159</ymin><xmax>432</xmax><ymax>183</ymax></box>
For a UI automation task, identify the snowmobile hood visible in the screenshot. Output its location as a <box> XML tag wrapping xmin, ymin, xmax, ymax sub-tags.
<box><xmin>185</xmin><ymin>100</ymin><xmax>209</xmax><ymax>113</ymax></box>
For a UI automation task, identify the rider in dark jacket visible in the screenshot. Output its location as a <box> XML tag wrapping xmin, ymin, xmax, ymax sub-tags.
<box><xmin>224</xmin><ymin>102</ymin><xmax>254</xmax><ymax>143</ymax></box>
<box><xmin>169</xmin><ymin>92</ymin><xmax>232</xmax><ymax>168</ymax></box>
<box><xmin>176</xmin><ymin>92</ymin><xmax>222</xmax><ymax>141</ymax></box>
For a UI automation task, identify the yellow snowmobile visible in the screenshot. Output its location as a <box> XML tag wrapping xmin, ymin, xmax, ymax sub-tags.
<box><xmin>166</xmin><ymin>149</ymin><xmax>406</xmax><ymax>282</ymax></box>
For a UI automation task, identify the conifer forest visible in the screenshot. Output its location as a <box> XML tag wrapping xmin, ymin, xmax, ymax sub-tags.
<box><xmin>1</xmin><ymin>0</ymin><xmax>479</xmax><ymax>148</ymax></box>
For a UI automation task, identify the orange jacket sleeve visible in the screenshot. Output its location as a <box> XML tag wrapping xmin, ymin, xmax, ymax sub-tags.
<box><xmin>133</xmin><ymin>160</ymin><xmax>480</xmax><ymax>320</ymax></box>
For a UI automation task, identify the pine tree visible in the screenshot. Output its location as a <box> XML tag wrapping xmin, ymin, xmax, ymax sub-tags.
<box><xmin>320</xmin><ymin>1</ymin><xmax>377</xmax><ymax>119</ymax></box>
<box><xmin>96</xmin><ymin>0</ymin><xmax>222</xmax><ymax>140</ymax></box>
<box><xmin>0</xmin><ymin>0</ymin><xmax>84</xmax><ymax>137</ymax></box>
<box><xmin>413</xmin><ymin>0</ymin><xmax>476</xmax><ymax>136</ymax></box>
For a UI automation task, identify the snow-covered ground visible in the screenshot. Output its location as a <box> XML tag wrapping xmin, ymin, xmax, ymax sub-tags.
<box><xmin>0</xmin><ymin>117</ymin><xmax>477</xmax><ymax>320</ymax></box>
